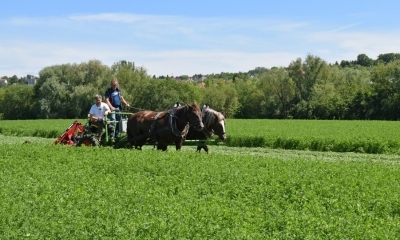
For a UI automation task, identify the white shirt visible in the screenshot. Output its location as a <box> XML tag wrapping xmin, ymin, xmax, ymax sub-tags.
<box><xmin>89</xmin><ymin>102</ymin><xmax>110</xmax><ymax>118</ymax></box>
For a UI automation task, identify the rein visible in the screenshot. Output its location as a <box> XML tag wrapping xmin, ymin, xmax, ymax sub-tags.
<box><xmin>168</xmin><ymin>108</ymin><xmax>190</xmax><ymax>138</ymax></box>
<box><xmin>148</xmin><ymin>107</ymin><xmax>190</xmax><ymax>138</ymax></box>
<box><xmin>170</xmin><ymin>105</ymin><xmax>202</xmax><ymax>132</ymax></box>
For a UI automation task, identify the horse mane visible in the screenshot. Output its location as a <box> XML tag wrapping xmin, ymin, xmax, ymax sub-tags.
<box><xmin>189</xmin><ymin>102</ymin><xmax>201</xmax><ymax>112</ymax></box>
<box><xmin>202</xmin><ymin>108</ymin><xmax>224</xmax><ymax>128</ymax></box>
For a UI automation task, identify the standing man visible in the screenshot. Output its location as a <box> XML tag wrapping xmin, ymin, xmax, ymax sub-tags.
<box><xmin>105</xmin><ymin>79</ymin><xmax>130</xmax><ymax>138</ymax></box>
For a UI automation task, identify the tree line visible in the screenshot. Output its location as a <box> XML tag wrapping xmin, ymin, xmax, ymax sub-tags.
<box><xmin>1</xmin><ymin>53</ymin><xmax>400</xmax><ymax>120</ymax></box>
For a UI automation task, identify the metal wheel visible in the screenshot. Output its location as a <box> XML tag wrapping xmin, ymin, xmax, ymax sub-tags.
<box><xmin>76</xmin><ymin>135</ymin><xmax>100</xmax><ymax>147</ymax></box>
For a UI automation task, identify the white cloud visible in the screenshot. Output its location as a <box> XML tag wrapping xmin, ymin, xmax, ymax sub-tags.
<box><xmin>1</xmin><ymin>13</ymin><xmax>400</xmax><ymax>77</ymax></box>
<box><xmin>0</xmin><ymin>38</ymin><xmax>300</xmax><ymax>77</ymax></box>
<box><xmin>307</xmin><ymin>30</ymin><xmax>400</xmax><ymax>61</ymax></box>
<box><xmin>69</xmin><ymin>13</ymin><xmax>149</xmax><ymax>22</ymax></box>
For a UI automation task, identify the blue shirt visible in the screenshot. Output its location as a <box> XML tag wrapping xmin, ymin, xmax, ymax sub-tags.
<box><xmin>105</xmin><ymin>88</ymin><xmax>122</xmax><ymax>107</ymax></box>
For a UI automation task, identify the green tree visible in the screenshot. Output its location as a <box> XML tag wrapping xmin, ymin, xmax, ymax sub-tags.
<box><xmin>340</xmin><ymin>60</ymin><xmax>351</xmax><ymax>68</ymax></box>
<box><xmin>247</xmin><ymin>67</ymin><xmax>269</xmax><ymax>78</ymax></box>
<box><xmin>234</xmin><ymin>77</ymin><xmax>262</xmax><ymax>118</ymax></box>
<box><xmin>259</xmin><ymin>68</ymin><xmax>296</xmax><ymax>118</ymax></box>
<box><xmin>132</xmin><ymin>80</ymin><xmax>158</xmax><ymax>111</ymax></box>
<box><xmin>132</xmin><ymin>79</ymin><xmax>202</xmax><ymax>111</ymax></box>
<box><xmin>369</xmin><ymin>60</ymin><xmax>400</xmax><ymax>119</ymax></box>
<box><xmin>288</xmin><ymin>54</ymin><xmax>330</xmax><ymax>118</ymax></box>
<box><xmin>112</xmin><ymin>61</ymin><xmax>151</xmax><ymax>107</ymax></box>
<box><xmin>111</xmin><ymin>60</ymin><xmax>135</xmax><ymax>74</ymax></box>
<box><xmin>9</xmin><ymin>75</ymin><xmax>18</xmax><ymax>85</ymax></box>
<box><xmin>356</xmin><ymin>54</ymin><xmax>374</xmax><ymax>67</ymax></box>
<box><xmin>202</xmin><ymin>79</ymin><xmax>239</xmax><ymax>118</ymax></box>
<box><xmin>35</xmin><ymin>60</ymin><xmax>113</xmax><ymax>118</ymax></box>
<box><xmin>339</xmin><ymin>67</ymin><xmax>372</xmax><ymax>119</ymax></box>
<box><xmin>68</xmin><ymin>85</ymin><xmax>95</xmax><ymax>118</ymax></box>
<box><xmin>37</xmin><ymin>77</ymin><xmax>68</xmax><ymax>118</ymax></box>
<box><xmin>377</xmin><ymin>53</ymin><xmax>400</xmax><ymax>64</ymax></box>
<box><xmin>309</xmin><ymin>81</ymin><xmax>341</xmax><ymax>119</ymax></box>
<box><xmin>0</xmin><ymin>85</ymin><xmax>36</xmax><ymax>119</ymax></box>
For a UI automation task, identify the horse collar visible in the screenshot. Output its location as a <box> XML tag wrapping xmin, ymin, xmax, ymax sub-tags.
<box><xmin>169</xmin><ymin>107</ymin><xmax>189</xmax><ymax>138</ymax></box>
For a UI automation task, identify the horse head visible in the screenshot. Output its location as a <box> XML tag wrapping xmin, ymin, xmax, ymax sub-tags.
<box><xmin>202</xmin><ymin>108</ymin><xmax>226</xmax><ymax>140</ymax></box>
<box><xmin>181</xmin><ymin>103</ymin><xmax>204</xmax><ymax>131</ymax></box>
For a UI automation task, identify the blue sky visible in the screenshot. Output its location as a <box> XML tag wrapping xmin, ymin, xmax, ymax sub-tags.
<box><xmin>1</xmin><ymin>0</ymin><xmax>400</xmax><ymax>78</ymax></box>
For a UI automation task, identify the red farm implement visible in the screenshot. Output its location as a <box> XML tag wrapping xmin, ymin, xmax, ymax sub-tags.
<box><xmin>53</xmin><ymin>120</ymin><xmax>85</xmax><ymax>146</ymax></box>
<box><xmin>53</xmin><ymin>111</ymin><xmax>131</xmax><ymax>147</ymax></box>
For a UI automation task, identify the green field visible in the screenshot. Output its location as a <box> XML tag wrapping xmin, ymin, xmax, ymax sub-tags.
<box><xmin>226</xmin><ymin>119</ymin><xmax>400</xmax><ymax>154</ymax></box>
<box><xmin>1</xmin><ymin>119</ymin><xmax>400</xmax><ymax>238</ymax></box>
<box><xmin>1</xmin><ymin>119</ymin><xmax>400</xmax><ymax>154</ymax></box>
<box><xmin>1</xmin><ymin>140</ymin><xmax>400</xmax><ymax>238</ymax></box>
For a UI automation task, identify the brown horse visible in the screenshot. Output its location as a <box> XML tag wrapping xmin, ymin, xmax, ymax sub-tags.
<box><xmin>127</xmin><ymin>103</ymin><xmax>204</xmax><ymax>151</ymax></box>
<box><xmin>185</xmin><ymin>106</ymin><xmax>226</xmax><ymax>153</ymax></box>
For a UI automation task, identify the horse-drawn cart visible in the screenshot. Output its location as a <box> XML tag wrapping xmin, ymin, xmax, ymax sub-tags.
<box><xmin>54</xmin><ymin>104</ymin><xmax>226</xmax><ymax>153</ymax></box>
<box><xmin>53</xmin><ymin>111</ymin><xmax>132</xmax><ymax>148</ymax></box>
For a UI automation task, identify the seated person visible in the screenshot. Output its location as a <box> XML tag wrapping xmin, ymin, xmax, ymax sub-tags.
<box><xmin>89</xmin><ymin>94</ymin><xmax>111</xmax><ymax>139</ymax></box>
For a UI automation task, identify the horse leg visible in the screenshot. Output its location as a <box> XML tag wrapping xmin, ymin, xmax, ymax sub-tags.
<box><xmin>127</xmin><ymin>138</ymin><xmax>134</xmax><ymax>149</ymax></box>
<box><xmin>135</xmin><ymin>145</ymin><xmax>142</xmax><ymax>150</ymax></box>
<box><xmin>196</xmin><ymin>140</ymin><xmax>207</xmax><ymax>153</ymax></box>
<box><xmin>175</xmin><ymin>139</ymin><xmax>183</xmax><ymax>151</ymax></box>
<box><xmin>196</xmin><ymin>146</ymin><xmax>202</xmax><ymax>153</ymax></box>
<box><xmin>157</xmin><ymin>140</ymin><xmax>168</xmax><ymax>151</ymax></box>
<box><xmin>196</xmin><ymin>145</ymin><xmax>209</xmax><ymax>153</ymax></box>
<box><xmin>127</xmin><ymin>138</ymin><xmax>143</xmax><ymax>150</ymax></box>
<box><xmin>203</xmin><ymin>145</ymin><xmax>209</xmax><ymax>154</ymax></box>
<box><xmin>136</xmin><ymin>138</ymin><xmax>147</xmax><ymax>149</ymax></box>
<box><xmin>127</xmin><ymin>130</ymin><xmax>140</xmax><ymax>150</ymax></box>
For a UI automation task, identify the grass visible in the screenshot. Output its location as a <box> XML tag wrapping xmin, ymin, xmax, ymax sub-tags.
<box><xmin>1</xmin><ymin>118</ymin><xmax>400</xmax><ymax>154</ymax></box>
<box><xmin>1</xmin><ymin>139</ymin><xmax>400</xmax><ymax>238</ymax></box>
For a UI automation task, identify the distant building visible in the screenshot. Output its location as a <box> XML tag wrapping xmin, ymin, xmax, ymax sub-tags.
<box><xmin>27</xmin><ymin>75</ymin><xmax>36</xmax><ymax>86</ymax></box>
<box><xmin>158</xmin><ymin>74</ymin><xmax>207</xmax><ymax>82</ymax></box>
<box><xmin>0</xmin><ymin>79</ymin><xmax>7</xmax><ymax>86</ymax></box>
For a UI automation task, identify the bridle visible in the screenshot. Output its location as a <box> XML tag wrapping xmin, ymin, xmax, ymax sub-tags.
<box><xmin>201</xmin><ymin>108</ymin><xmax>226</xmax><ymax>137</ymax></box>
<box><xmin>178</xmin><ymin>105</ymin><xmax>203</xmax><ymax>129</ymax></box>
<box><xmin>169</xmin><ymin>105</ymin><xmax>203</xmax><ymax>134</ymax></box>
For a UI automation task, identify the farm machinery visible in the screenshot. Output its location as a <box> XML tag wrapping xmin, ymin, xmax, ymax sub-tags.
<box><xmin>53</xmin><ymin>108</ymin><xmax>224</xmax><ymax>150</ymax></box>
<box><xmin>53</xmin><ymin>111</ymin><xmax>132</xmax><ymax>148</ymax></box>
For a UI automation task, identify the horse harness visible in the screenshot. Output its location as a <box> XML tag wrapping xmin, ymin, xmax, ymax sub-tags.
<box><xmin>200</xmin><ymin>109</ymin><xmax>225</xmax><ymax>138</ymax></box>
<box><xmin>149</xmin><ymin>107</ymin><xmax>190</xmax><ymax>139</ymax></box>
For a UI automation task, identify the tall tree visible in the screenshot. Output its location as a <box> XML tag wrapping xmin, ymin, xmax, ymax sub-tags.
<box><xmin>0</xmin><ymin>85</ymin><xmax>36</xmax><ymax>119</ymax></box>
<box><xmin>369</xmin><ymin>60</ymin><xmax>400</xmax><ymax>119</ymax></box>
<box><xmin>207</xmin><ymin>80</ymin><xmax>239</xmax><ymax>118</ymax></box>
<box><xmin>356</xmin><ymin>54</ymin><xmax>374</xmax><ymax>67</ymax></box>
<box><xmin>377</xmin><ymin>53</ymin><xmax>400</xmax><ymax>64</ymax></box>
<box><xmin>259</xmin><ymin>68</ymin><xmax>295</xmax><ymax>118</ymax></box>
<box><xmin>37</xmin><ymin>77</ymin><xmax>68</xmax><ymax>118</ymax></box>
<box><xmin>35</xmin><ymin>60</ymin><xmax>113</xmax><ymax>118</ymax></box>
<box><xmin>9</xmin><ymin>75</ymin><xmax>18</xmax><ymax>85</ymax></box>
<box><xmin>112</xmin><ymin>61</ymin><xmax>151</xmax><ymax>106</ymax></box>
<box><xmin>234</xmin><ymin>77</ymin><xmax>262</xmax><ymax>118</ymax></box>
<box><xmin>288</xmin><ymin>54</ymin><xmax>330</xmax><ymax>118</ymax></box>
<box><xmin>288</xmin><ymin>54</ymin><xmax>329</xmax><ymax>102</ymax></box>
